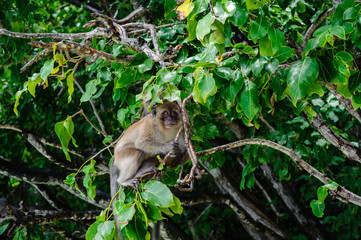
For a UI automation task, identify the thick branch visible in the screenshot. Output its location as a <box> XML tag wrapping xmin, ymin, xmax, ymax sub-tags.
<box><xmin>0</xmin><ymin>124</ymin><xmax>83</xmax><ymax>160</ymax></box>
<box><xmin>0</xmin><ymin>158</ymin><xmax>110</xmax><ymax>208</ymax></box>
<box><xmin>197</xmin><ymin>138</ymin><xmax>361</xmax><ymax>207</ymax></box>
<box><xmin>0</xmin><ymin>27</ymin><xmax>109</xmax><ymax>41</ymax></box>
<box><xmin>304</xmin><ymin>113</ymin><xmax>361</xmax><ymax>164</ymax></box>
<box><xmin>1</xmin><ymin>203</ymin><xmax>100</xmax><ymax>225</ymax></box>
<box><xmin>23</xmin><ymin>132</ymin><xmax>78</xmax><ymax>170</ymax></box>
<box><xmin>200</xmin><ymin>161</ymin><xmax>286</xmax><ymax>239</ymax></box>
<box><xmin>181</xmin><ymin>194</ymin><xmax>279</xmax><ymax>240</ymax></box>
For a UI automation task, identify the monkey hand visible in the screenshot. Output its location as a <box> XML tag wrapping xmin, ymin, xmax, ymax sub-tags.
<box><xmin>172</xmin><ymin>141</ymin><xmax>179</xmax><ymax>148</ymax></box>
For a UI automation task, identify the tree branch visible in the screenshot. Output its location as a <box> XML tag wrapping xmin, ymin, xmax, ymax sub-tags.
<box><xmin>0</xmin><ymin>124</ymin><xmax>85</xmax><ymax>159</ymax></box>
<box><xmin>301</xmin><ymin>7</ymin><xmax>336</xmax><ymax>52</ymax></box>
<box><xmin>197</xmin><ymin>138</ymin><xmax>361</xmax><ymax>207</ymax></box>
<box><xmin>303</xmin><ymin>112</ymin><xmax>361</xmax><ymax>164</ymax></box>
<box><xmin>200</xmin><ymin>160</ymin><xmax>287</xmax><ymax>239</ymax></box>
<box><xmin>322</xmin><ymin>82</ymin><xmax>361</xmax><ymax>124</ymax></box>
<box><xmin>0</xmin><ymin>158</ymin><xmax>110</xmax><ymax>208</ymax></box>
<box><xmin>74</xmin><ymin>80</ymin><xmax>107</xmax><ymax>135</ymax></box>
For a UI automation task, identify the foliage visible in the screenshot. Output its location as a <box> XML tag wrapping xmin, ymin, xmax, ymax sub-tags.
<box><xmin>1</xmin><ymin>0</ymin><xmax>361</xmax><ymax>239</ymax></box>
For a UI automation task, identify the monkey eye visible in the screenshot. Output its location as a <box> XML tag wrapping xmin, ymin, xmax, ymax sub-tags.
<box><xmin>163</xmin><ymin>111</ymin><xmax>169</xmax><ymax>117</ymax></box>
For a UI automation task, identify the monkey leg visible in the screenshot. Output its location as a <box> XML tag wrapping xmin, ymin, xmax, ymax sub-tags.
<box><xmin>121</xmin><ymin>158</ymin><xmax>159</xmax><ymax>189</ymax></box>
<box><xmin>114</xmin><ymin>147</ymin><xmax>145</xmax><ymax>187</ymax></box>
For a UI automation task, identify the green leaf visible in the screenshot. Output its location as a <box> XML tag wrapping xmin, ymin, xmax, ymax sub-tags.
<box><xmin>63</xmin><ymin>173</ymin><xmax>76</xmax><ymax>187</ymax></box>
<box><xmin>267</xmin><ymin>27</ymin><xmax>285</xmax><ymax>54</ymax></box>
<box><xmin>310</xmin><ymin>199</ymin><xmax>325</xmax><ymax>218</ymax></box>
<box><xmin>121</xmin><ymin>215</ymin><xmax>149</xmax><ymax>240</ymax></box>
<box><xmin>40</xmin><ymin>59</ymin><xmax>55</xmax><ymax>80</ymax></box>
<box><xmin>213</xmin><ymin>1</ymin><xmax>235</xmax><ymax>23</ymax></box>
<box><xmin>318</xmin><ymin>56</ymin><xmax>338</xmax><ymax>83</ymax></box>
<box><xmin>13</xmin><ymin>82</ymin><xmax>28</xmax><ymax>116</ymax></box>
<box><xmin>117</xmin><ymin>108</ymin><xmax>129</xmax><ymax>126</ymax></box>
<box><xmin>112</xmin><ymin>44</ymin><xmax>122</xmax><ymax>58</ymax></box>
<box><xmin>196</xmin><ymin>13</ymin><xmax>215</xmax><ymax>41</ymax></box>
<box><xmin>115</xmin><ymin>202</ymin><xmax>136</xmax><ymax>225</ymax></box>
<box><xmin>129</xmin><ymin>53</ymin><xmax>149</xmax><ymax>67</ymax></box>
<box><xmin>156</xmin><ymin>70</ymin><xmax>177</xmax><ymax>84</ymax></box>
<box><xmin>164</xmin><ymin>0</ymin><xmax>177</xmax><ymax>18</ymax></box>
<box><xmin>250</xmin><ymin>57</ymin><xmax>267</xmax><ymax>76</ymax></box>
<box><xmin>159</xmin><ymin>207</ymin><xmax>174</xmax><ymax>216</ymax></box>
<box><xmin>138</xmin><ymin>58</ymin><xmax>153</xmax><ymax>73</ymax></box>
<box><xmin>325</xmin><ymin>181</ymin><xmax>339</xmax><ymax>190</ymax></box>
<box><xmin>0</xmin><ymin>222</ymin><xmax>9</xmax><ymax>235</ymax></box>
<box><xmin>214</xmin><ymin>67</ymin><xmax>233</xmax><ymax>80</ymax></box>
<box><xmin>348</xmin><ymin>71</ymin><xmax>361</xmax><ymax>94</ymax></box>
<box><xmin>313</xmin><ymin>25</ymin><xmax>330</xmax><ymax>37</ymax></box>
<box><xmin>114</xmin><ymin>68</ymin><xmax>138</xmax><ymax>88</ymax></box>
<box><xmin>259</xmin><ymin>36</ymin><xmax>274</xmax><ymax>56</ymax></box>
<box><xmin>317</xmin><ymin>186</ymin><xmax>328</xmax><ymax>202</ymax></box>
<box><xmin>343</xmin><ymin>7</ymin><xmax>360</xmax><ymax>20</ymax></box>
<box><xmin>240</xmin><ymin>164</ymin><xmax>256</xmax><ymax>189</ymax></box>
<box><xmin>136</xmin><ymin>201</ymin><xmax>148</xmax><ymax>227</ymax></box>
<box><xmin>27</xmin><ymin>73</ymin><xmax>42</xmax><ymax>98</ymax></box>
<box><xmin>193</xmin><ymin>74</ymin><xmax>217</xmax><ymax>103</ymax></box>
<box><xmin>246</xmin><ymin>0</ymin><xmax>267</xmax><ymax>10</ymax></box>
<box><xmin>98</xmin><ymin>221</ymin><xmax>115</xmax><ymax>240</ymax></box>
<box><xmin>146</xmin><ymin>204</ymin><xmax>165</xmax><ymax>222</ymax></box>
<box><xmin>170</xmin><ymin>195</ymin><xmax>183</xmax><ymax>214</ymax></box>
<box><xmin>187</xmin><ymin>14</ymin><xmax>198</xmax><ymax>41</ymax></box>
<box><xmin>265</xmin><ymin>58</ymin><xmax>279</xmax><ymax>74</ymax></box>
<box><xmin>86</xmin><ymin>221</ymin><xmax>101</xmax><ymax>240</ymax></box>
<box><xmin>141</xmin><ymin>181</ymin><xmax>173</xmax><ymax>207</ymax></box>
<box><xmin>55</xmin><ymin>117</ymin><xmax>77</xmax><ymax>161</ymax></box>
<box><xmin>274</xmin><ymin>46</ymin><xmax>294</xmax><ymax>63</ymax></box>
<box><xmin>287</xmin><ymin>57</ymin><xmax>319</xmax><ymax>105</ymax></box>
<box><xmin>67</xmin><ymin>71</ymin><xmax>74</xmax><ymax>103</ymax></box>
<box><xmin>330</xmin><ymin>25</ymin><xmax>346</xmax><ymax>40</ymax></box>
<box><xmin>225</xmin><ymin>70</ymin><xmax>244</xmax><ymax>100</ymax></box>
<box><xmin>191</xmin><ymin>0</ymin><xmax>208</xmax><ymax>15</ymax></box>
<box><xmin>161</xmin><ymin>169</ymin><xmax>179</xmax><ymax>185</ymax></box>
<box><xmin>229</xmin><ymin>2</ymin><xmax>248</xmax><ymax>26</ymax></box>
<box><xmin>80</xmin><ymin>79</ymin><xmax>99</xmax><ymax>102</ymax></box>
<box><xmin>249</xmin><ymin>17</ymin><xmax>268</xmax><ymax>42</ymax></box>
<box><xmin>335</xmin><ymin>51</ymin><xmax>353</xmax><ymax>63</ymax></box>
<box><xmin>209</xmin><ymin>21</ymin><xmax>225</xmax><ymax>45</ymax></box>
<box><xmin>162</xmin><ymin>85</ymin><xmax>181</xmax><ymax>102</ymax></box>
<box><xmin>239</xmin><ymin>80</ymin><xmax>260</xmax><ymax>121</ymax></box>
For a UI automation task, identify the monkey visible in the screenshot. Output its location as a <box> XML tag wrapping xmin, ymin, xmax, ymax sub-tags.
<box><xmin>110</xmin><ymin>100</ymin><xmax>189</xmax><ymax>239</ymax></box>
<box><xmin>111</xmin><ymin>100</ymin><xmax>186</xmax><ymax>189</ymax></box>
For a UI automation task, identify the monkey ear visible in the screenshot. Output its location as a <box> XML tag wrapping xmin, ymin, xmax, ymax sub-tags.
<box><xmin>151</xmin><ymin>103</ymin><xmax>158</xmax><ymax>116</ymax></box>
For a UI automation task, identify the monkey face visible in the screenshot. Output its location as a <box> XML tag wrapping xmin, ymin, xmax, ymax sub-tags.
<box><xmin>156</xmin><ymin>101</ymin><xmax>181</xmax><ymax>129</ymax></box>
<box><xmin>160</xmin><ymin>109</ymin><xmax>179</xmax><ymax>128</ymax></box>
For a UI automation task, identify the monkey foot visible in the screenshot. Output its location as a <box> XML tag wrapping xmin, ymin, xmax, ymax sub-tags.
<box><xmin>120</xmin><ymin>178</ymin><xmax>140</xmax><ymax>190</ymax></box>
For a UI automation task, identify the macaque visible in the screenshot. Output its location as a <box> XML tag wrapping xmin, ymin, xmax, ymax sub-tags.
<box><xmin>111</xmin><ymin>100</ymin><xmax>186</xmax><ymax>190</ymax></box>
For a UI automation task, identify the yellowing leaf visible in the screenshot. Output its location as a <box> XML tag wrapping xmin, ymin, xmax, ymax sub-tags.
<box><xmin>176</xmin><ymin>0</ymin><xmax>194</xmax><ymax>20</ymax></box>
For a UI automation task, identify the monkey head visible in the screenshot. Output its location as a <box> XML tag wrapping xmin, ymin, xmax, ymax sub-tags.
<box><xmin>152</xmin><ymin>101</ymin><xmax>182</xmax><ymax>129</ymax></box>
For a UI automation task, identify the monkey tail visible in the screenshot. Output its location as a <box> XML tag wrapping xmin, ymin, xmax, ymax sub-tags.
<box><xmin>110</xmin><ymin>163</ymin><xmax>124</xmax><ymax>240</ymax></box>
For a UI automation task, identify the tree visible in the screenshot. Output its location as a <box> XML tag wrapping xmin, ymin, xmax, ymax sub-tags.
<box><xmin>1</xmin><ymin>0</ymin><xmax>361</xmax><ymax>239</ymax></box>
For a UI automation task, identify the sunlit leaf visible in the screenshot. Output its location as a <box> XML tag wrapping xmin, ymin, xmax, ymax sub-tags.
<box><xmin>287</xmin><ymin>57</ymin><xmax>319</xmax><ymax>105</ymax></box>
<box><xmin>141</xmin><ymin>181</ymin><xmax>173</xmax><ymax>207</ymax></box>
